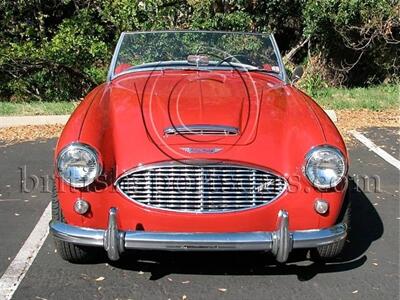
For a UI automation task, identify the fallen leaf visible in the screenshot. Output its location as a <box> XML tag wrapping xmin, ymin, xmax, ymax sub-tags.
<box><xmin>96</xmin><ymin>276</ymin><xmax>105</xmax><ymax>281</ymax></box>
<box><xmin>81</xmin><ymin>274</ymin><xmax>90</xmax><ymax>280</ymax></box>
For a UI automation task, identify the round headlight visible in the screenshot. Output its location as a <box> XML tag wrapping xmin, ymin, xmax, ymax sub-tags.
<box><xmin>304</xmin><ymin>146</ymin><xmax>346</xmax><ymax>189</ymax></box>
<box><xmin>57</xmin><ymin>143</ymin><xmax>102</xmax><ymax>188</ymax></box>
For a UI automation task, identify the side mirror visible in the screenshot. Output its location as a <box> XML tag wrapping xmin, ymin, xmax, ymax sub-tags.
<box><xmin>291</xmin><ymin>66</ymin><xmax>304</xmax><ymax>83</ymax></box>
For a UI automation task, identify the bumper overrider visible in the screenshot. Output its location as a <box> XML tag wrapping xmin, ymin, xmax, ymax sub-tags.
<box><xmin>49</xmin><ymin>208</ymin><xmax>347</xmax><ymax>263</ymax></box>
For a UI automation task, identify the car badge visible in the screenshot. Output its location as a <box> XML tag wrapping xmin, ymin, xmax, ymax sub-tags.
<box><xmin>180</xmin><ymin>147</ymin><xmax>222</xmax><ymax>154</ymax></box>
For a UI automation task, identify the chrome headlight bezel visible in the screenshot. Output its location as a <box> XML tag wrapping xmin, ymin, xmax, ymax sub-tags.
<box><xmin>56</xmin><ymin>143</ymin><xmax>102</xmax><ymax>188</ymax></box>
<box><xmin>304</xmin><ymin>145</ymin><xmax>347</xmax><ymax>190</ymax></box>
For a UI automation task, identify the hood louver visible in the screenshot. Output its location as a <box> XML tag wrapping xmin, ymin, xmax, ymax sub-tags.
<box><xmin>164</xmin><ymin>125</ymin><xmax>239</xmax><ymax>136</ymax></box>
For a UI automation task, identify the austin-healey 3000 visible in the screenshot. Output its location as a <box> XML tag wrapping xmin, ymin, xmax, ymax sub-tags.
<box><xmin>50</xmin><ymin>31</ymin><xmax>349</xmax><ymax>263</ymax></box>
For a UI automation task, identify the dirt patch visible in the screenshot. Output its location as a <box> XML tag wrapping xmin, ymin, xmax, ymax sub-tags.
<box><xmin>336</xmin><ymin>109</ymin><xmax>399</xmax><ymax>143</ymax></box>
<box><xmin>0</xmin><ymin>125</ymin><xmax>63</xmax><ymax>145</ymax></box>
<box><xmin>0</xmin><ymin>109</ymin><xmax>398</xmax><ymax>146</ymax></box>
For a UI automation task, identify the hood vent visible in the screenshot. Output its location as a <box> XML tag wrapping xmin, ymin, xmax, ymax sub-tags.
<box><xmin>164</xmin><ymin>125</ymin><xmax>239</xmax><ymax>136</ymax></box>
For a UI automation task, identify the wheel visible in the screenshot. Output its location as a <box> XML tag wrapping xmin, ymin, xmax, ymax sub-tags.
<box><xmin>52</xmin><ymin>183</ymin><xmax>100</xmax><ymax>263</ymax></box>
<box><xmin>311</xmin><ymin>190</ymin><xmax>351</xmax><ymax>260</ymax></box>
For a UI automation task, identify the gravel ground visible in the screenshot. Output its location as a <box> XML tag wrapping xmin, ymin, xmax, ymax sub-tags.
<box><xmin>0</xmin><ymin>125</ymin><xmax>64</xmax><ymax>145</ymax></box>
<box><xmin>0</xmin><ymin>109</ymin><xmax>398</xmax><ymax>145</ymax></box>
<box><xmin>336</xmin><ymin>109</ymin><xmax>399</xmax><ymax>142</ymax></box>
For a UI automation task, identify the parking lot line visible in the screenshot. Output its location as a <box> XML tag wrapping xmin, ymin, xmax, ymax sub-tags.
<box><xmin>0</xmin><ymin>199</ymin><xmax>26</xmax><ymax>203</ymax></box>
<box><xmin>350</xmin><ymin>130</ymin><xmax>400</xmax><ymax>170</ymax></box>
<box><xmin>0</xmin><ymin>203</ymin><xmax>51</xmax><ymax>300</ymax></box>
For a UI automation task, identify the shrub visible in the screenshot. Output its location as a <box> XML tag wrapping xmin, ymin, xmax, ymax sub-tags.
<box><xmin>0</xmin><ymin>0</ymin><xmax>398</xmax><ymax>101</ymax></box>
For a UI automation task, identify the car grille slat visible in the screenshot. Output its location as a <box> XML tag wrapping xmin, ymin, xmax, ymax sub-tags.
<box><xmin>117</xmin><ymin>163</ymin><xmax>287</xmax><ymax>213</ymax></box>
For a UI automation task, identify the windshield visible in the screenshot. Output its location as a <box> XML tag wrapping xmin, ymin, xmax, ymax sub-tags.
<box><xmin>108</xmin><ymin>31</ymin><xmax>286</xmax><ymax>81</ymax></box>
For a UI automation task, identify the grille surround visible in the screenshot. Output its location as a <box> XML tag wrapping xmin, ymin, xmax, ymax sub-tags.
<box><xmin>116</xmin><ymin>161</ymin><xmax>287</xmax><ymax>213</ymax></box>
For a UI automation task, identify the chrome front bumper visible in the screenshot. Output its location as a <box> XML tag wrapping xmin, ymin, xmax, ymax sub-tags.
<box><xmin>49</xmin><ymin>208</ymin><xmax>347</xmax><ymax>263</ymax></box>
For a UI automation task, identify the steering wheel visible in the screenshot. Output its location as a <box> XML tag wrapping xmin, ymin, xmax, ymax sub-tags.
<box><xmin>215</xmin><ymin>55</ymin><xmax>241</xmax><ymax>66</ymax></box>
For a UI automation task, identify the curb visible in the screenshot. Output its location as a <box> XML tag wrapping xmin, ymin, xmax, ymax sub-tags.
<box><xmin>324</xmin><ymin>110</ymin><xmax>337</xmax><ymax>122</ymax></box>
<box><xmin>0</xmin><ymin>115</ymin><xmax>70</xmax><ymax>128</ymax></box>
<box><xmin>0</xmin><ymin>110</ymin><xmax>338</xmax><ymax>128</ymax></box>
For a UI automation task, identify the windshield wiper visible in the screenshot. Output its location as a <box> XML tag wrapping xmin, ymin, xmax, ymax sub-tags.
<box><xmin>244</xmin><ymin>69</ymin><xmax>279</xmax><ymax>74</ymax></box>
<box><xmin>160</xmin><ymin>67</ymin><xmax>211</xmax><ymax>72</ymax></box>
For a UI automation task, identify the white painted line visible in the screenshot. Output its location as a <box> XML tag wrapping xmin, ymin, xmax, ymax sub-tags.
<box><xmin>0</xmin><ymin>199</ymin><xmax>26</xmax><ymax>203</ymax></box>
<box><xmin>350</xmin><ymin>130</ymin><xmax>400</xmax><ymax>170</ymax></box>
<box><xmin>0</xmin><ymin>202</ymin><xmax>51</xmax><ymax>300</ymax></box>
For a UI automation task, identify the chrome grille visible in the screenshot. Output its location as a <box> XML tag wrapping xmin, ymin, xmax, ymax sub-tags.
<box><xmin>117</xmin><ymin>163</ymin><xmax>287</xmax><ymax>213</ymax></box>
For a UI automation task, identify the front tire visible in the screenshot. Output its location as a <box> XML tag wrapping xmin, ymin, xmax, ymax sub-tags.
<box><xmin>52</xmin><ymin>184</ymin><xmax>99</xmax><ymax>263</ymax></box>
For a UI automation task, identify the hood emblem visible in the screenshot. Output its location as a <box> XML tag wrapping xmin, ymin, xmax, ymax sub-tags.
<box><xmin>181</xmin><ymin>147</ymin><xmax>222</xmax><ymax>154</ymax></box>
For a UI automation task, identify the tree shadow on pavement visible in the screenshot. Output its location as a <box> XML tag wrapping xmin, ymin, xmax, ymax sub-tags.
<box><xmin>107</xmin><ymin>178</ymin><xmax>383</xmax><ymax>281</ymax></box>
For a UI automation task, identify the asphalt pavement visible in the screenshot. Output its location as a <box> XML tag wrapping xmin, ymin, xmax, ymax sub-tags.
<box><xmin>0</xmin><ymin>127</ymin><xmax>398</xmax><ymax>300</ymax></box>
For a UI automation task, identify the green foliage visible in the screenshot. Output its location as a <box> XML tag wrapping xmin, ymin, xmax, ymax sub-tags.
<box><xmin>0</xmin><ymin>101</ymin><xmax>78</xmax><ymax>116</ymax></box>
<box><xmin>301</xmin><ymin>73</ymin><xmax>329</xmax><ymax>98</ymax></box>
<box><xmin>0</xmin><ymin>0</ymin><xmax>398</xmax><ymax>102</ymax></box>
<box><xmin>45</xmin><ymin>10</ymin><xmax>108</xmax><ymax>68</ymax></box>
<box><xmin>303</xmin><ymin>0</ymin><xmax>399</xmax><ymax>85</ymax></box>
<box><xmin>0</xmin><ymin>4</ymin><xmax>111</xmax><ymax>102</ymax></box>
<box><xmin>313</xmin><ymin>84</ymin><xmax>399</xmax><ymax>111</ymax></box>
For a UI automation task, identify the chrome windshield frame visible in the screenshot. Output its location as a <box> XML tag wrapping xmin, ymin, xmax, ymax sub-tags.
<box><xmin>107</xmin><ymin>30</ymin><xmax>288</xmax><ymax>83</ymax></box>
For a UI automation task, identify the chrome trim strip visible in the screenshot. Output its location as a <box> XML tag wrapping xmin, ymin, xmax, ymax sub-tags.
<box><xmin>50</xmin><ymin>208</ymin><xmax>348</xmax><ymax>262</ymax></box>
<box><xmin>292</xmin><ymin>224</ymin><xmax>347</xmax><ymax>248</ymax></box>
<box><xmin>114</xmin><ymin>160</ymin><xmax>288</xmax><ymax>214</ymax></box>
<box><xmin>269</xmin><ymin>34</ymin><xmax>289</xmax><ymax>84</ymax></box>
<box><xmin>164</xmin><ymin>124</ymin><xmax>239</xmax><ymax>136</ymax></box>
<box><xmin>107</xmin><ymin>32</ymin><xmax>125</xmax><ymax>82</ymax></box>
<box><xmin>50</xmin><ymin>222</ymin><xmax>104</xmax><ymax>247</ymax></box>
<box><xmin>125</xmin><ymin>232</ymin><xmax>273</xmax><ymax>251</ymax></box>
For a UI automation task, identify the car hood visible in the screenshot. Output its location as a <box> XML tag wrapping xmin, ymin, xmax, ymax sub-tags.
<box><xmin>129</xmin><ymin>70</ymin><xmax>266</xmax><ymax>146</ymax></box>
<box><xmin>78</xmin><ymin>71</ymin><xmax>327</xmax><ymax>177</ymax></box>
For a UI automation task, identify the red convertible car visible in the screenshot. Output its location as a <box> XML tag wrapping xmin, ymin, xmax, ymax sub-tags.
<box><xmin>50</xmin><ymin>31</ymin><xmax>349</xmax><ymax>264</ymax></box>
